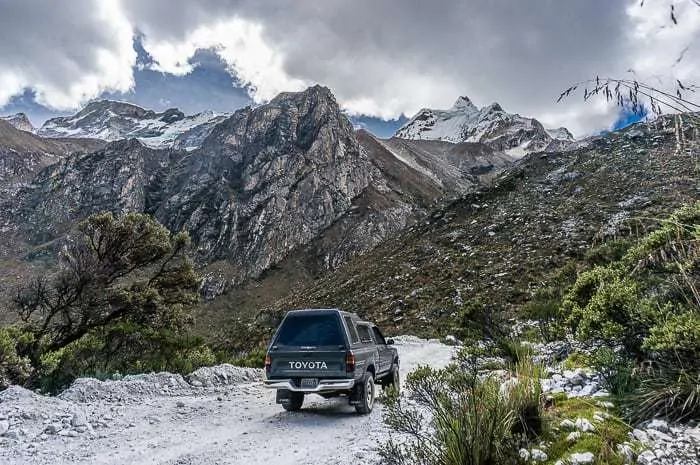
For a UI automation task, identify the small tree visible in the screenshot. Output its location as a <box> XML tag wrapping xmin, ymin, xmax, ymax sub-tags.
<box><xmin>13</xmin><ymin>212</ymin><xmax>201</xmax><ymax>379</ymax></box>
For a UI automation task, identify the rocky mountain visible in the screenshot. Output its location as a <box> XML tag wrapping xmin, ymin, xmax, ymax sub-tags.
<box><xmin>37</xmin><ymin>100</ymin><xmax>227</xmax><ymax>150</ymax></box>
<box><xmin>395</xmin><ymin>96</ymin><xmax>575</xmax><ymax>158</ymax></box>
<box><xmin>0</xmin><ymin>86</ymin><xmax>513</xmax><ymax>307</ymax></box>
<box><xmin>0</xmin><ymin>113</ymin><xmax>35</xmax><ymax>132</ymax></box>
<box><xmin>230</xmin><ymin>115</ymin><xmax>699</xmax><ymax>337</ymax></box>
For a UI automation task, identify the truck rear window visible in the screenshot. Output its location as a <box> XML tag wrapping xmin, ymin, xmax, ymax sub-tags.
<box><xmin>274</xmin><ymin>313</ymin><xmax>345</xmax><ymax>347</ymax></box>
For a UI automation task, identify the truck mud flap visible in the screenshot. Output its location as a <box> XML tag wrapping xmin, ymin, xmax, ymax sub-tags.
<box><xmin>276</xmin><ymin>389</ymin><xmax>292</xmax><ymax>404</ymax></box>
<box><xmin>348</xmin><ymin>384</ymin><xmax>361</xmax><ymax>405</ymax></box>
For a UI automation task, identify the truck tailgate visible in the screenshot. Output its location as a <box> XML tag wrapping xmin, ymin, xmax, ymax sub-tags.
<box><xmin>268</xmin><ymin>348</ymin><xmax>348</xmax><ymax>379</ymax></box>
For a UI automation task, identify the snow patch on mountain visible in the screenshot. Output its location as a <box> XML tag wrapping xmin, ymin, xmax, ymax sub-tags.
<box><xmin>395</xmin><ymin>96</ymin><xmax>575</xmax><ymax>158</ymax></box>
<box><xmin>1</xmin><ymin>113</ymin><xmax>35</xmax><ymax>133</ymax></box>
<box><xmin>37</xmin><ymin>100</ymin><xmax>228</xmax><ymax>150</ymax></box>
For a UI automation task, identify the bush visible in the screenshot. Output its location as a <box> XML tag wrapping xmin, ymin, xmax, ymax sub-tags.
<box><xmin>35</xmin><ymin>324</ymin><xmax>217</xmax><ymax>393</ymax></box>
<box><xmin>379</xmin><ymin>359</ymin><xmax>543</xmax><ymax>465</ymax></box>
<box><xmin>561</xmin><ymin>202</ymin><xmax>700</xmax><ymax>422</ymax></box>
<box><xmin>631</xmin><ymin>365</ymin><xmax>700</xmax><ymax>423</ymax></box>
<box><xmin>0</xmin><ymin>326</ymin><xmax>32</xmax><ymax>389</ymax></box>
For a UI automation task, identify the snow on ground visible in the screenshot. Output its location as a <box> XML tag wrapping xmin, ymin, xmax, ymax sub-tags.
<box><xmin>0</xmin><ymin>337</ymin><xmax>455</xmax><ymax>465</ymax></box>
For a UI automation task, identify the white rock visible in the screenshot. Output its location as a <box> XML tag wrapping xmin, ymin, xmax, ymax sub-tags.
<box><xmin>560</xmin><ymin>419</ymin><xmax>576</xmax><ymax>430</ymax></box>
<box><xmin>569</xmin><ymin>451</ymin><xmax>595</xmax><ymax>464</ymax></box>
<box><xmin>71</xmin><ymin>411</ymin><xmax>88</xmax><ymax>427</ymax></box>
<box><xmin>567</xmin><ymin>431</ymin><xmax>582</xmax><ymax>442</ymax></box>
<box><xmin>44</xmin><ymin>423</ymin><xmax>63</xmax><ymax>435</ymax></box>
<box><xmin>646</xmin><ymin>429</ymin><xmax>673</xmax><ymax>443</ymax></box>
<box><xmin>617</xmin><ymin>443</ymin><xmax>635</xmax><ymax>462</ymax></box>
<box><xmin>0</xmin><ymin>420</ymin><xmax>8</xmax><ymax>436</ymax></box>
<box><xmin>637</xmin><ymin>450</ymin><xmax>656</xmax><ymax>465</ymax></box>
<box><xmin>575</xmin><ymin>418</ymin><xmax>596</xmax><ymax>433</ymax></box>
<box><xmin>530</xmin><ymin>448</ymin><xmax>548</xmax><ymax>462</ymax></box>
<box><xmin>519</xmin><ymin>448</ymin><xmax>530</xmax><ymax>460</ymax></box>
<box><xmin>647</xmin><ymin>419</ymin><xmax>670</xmax><ymax>434</ymax></box>
<box><xmin>632</xmin><ymin>429</ymin><xmax>649</xmax><ymax>442</ymax></box>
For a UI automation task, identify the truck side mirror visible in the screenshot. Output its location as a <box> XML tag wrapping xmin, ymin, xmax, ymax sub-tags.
<box><xmin>386</xmin><ymin>339</ymin><xmax>395</xmax><ymax>345</ymax></box>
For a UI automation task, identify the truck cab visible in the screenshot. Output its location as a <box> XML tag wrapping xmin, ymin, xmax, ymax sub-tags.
<box><xmin>263</xmin><ymin>308</ymin><xmax>399</xmax><ymax>414</ymax></box>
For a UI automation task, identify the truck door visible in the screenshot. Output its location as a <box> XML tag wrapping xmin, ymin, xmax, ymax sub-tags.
<box><xmin>371</xmin><ymin>326</ymin><xmax>392</xmax><ymax>374</ymax></box>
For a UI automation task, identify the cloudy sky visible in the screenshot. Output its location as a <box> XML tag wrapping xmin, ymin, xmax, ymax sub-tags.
<box><xmin>0</xmin><ymin>0</ymin><xmax>699</xmax><ymax>137</ymax></box>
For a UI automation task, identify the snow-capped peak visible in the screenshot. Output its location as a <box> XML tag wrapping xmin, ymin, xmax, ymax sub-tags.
<box><xmin>452</xmin><ymin>96</ymin><xmax>478</xmax><ymax>112</ymax></box>
<box><xmin>37</xmin><ymin>100</ymin><xmax>229</xmax><ymax>150</ymax></box>
<box><xmin>394</xmin><ymin>95</ymin><xmax>574</xmax><ymax>158</ymax></box>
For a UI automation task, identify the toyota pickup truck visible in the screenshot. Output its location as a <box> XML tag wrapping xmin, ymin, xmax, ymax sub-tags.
<box><xmin>263</xmin><ymin>308</ymin><xmax>400</xmax><ymax>414</ymax></box>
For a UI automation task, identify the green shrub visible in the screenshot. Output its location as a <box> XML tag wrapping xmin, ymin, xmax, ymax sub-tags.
<box><xmin>590</xmin><ymin>347</ymin><xmax>639</xmax><ymax>398</ymax></box>
<box><xmin>36</xmin><ymin>324</ymin><xmax>216</xmax><ymax>393</ymax></box>
<box><xmin>0</xmin><ymin>326</ymin><xmax>33</xmax><ymax>389</ymax></box>
<box><xmin>585</xmin><ymin>238</ymin><xmax>633</xmax><ymax>266</ymax></box>
<box><xmin>380</xmin><ymin>360</ymin><xmax>543</xmax><ymax>465</ymax></box>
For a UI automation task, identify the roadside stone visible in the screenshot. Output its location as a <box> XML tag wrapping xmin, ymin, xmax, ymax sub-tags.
<box><xmin>569</xmin><ymin>452</ymin><xmax>595</xmax><ymax>464</ymax></box>
<box><xmin>44</xmin><ymin>424</ymin><xmax>63</xmax><ymax>435</ymax></box>
<box><xmin>519</xmin><ymin>448</ymin><xmax>530</xmax><ymax>460</ymax></box>
<box><xmin>71</xmin><ymin>411</ymin><xmax>88</xmax><ymax>427</ymax></box>
<box><xmin>647</xmin><ymin>419</ymin><xmax>670</xmax><ymax>434</ymax></box>
<box><xmin>560</xmin><ymin>419</ymin><xmax>576</xmax><ymax>430</ymax></box>
<box><xmin>575</xmin><ymin>418</ymin><xmax>595</xmax><ymax>433</ymax></box>
<box><xmin>632</xmin><ymin>429</ymin><xmax>649</xmax><ymax>442</ymax></box>
<box><xmin>530</xmin><ymin>448</ymin><xmax>548</xmax><ymax>462</ymax></box>
<box><xmin>637</xmin><ymin>450</ymin><xmax>656</xmax><ymax>465</ymax></box>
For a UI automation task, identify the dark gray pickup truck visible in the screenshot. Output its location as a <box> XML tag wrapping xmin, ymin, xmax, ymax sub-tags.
<box><xmin>263</xmin><ymin>308</ymin><xmax>400</xmax><ymax>414</ymax></box>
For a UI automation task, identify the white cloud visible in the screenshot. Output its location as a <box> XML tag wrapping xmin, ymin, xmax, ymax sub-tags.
<box><xmin>0</xmin><ymin>0</ymin><xmax>135</xmax><ymax>109</ymax></box>
<box><xmin>1</xmin><ymin>0</ymin><xmax>699</xmax><ymax>135</ymax></box>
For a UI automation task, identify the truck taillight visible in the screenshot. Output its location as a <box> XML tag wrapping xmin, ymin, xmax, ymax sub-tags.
<box><xmin>346</xmin><ymin>351</ymin><xmax>356</xmax><ymax>372</ymax></box>
<box><xmin>264</xmin><ymin>354</ymin><xmax>271</xmax><ymax>372</ymax></box>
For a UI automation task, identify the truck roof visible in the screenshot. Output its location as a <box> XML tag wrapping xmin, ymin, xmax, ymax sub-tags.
<box><xmin>285</xmin><ymin>308</ymin><xmax>361</xmax><ymax>319</ymax></box>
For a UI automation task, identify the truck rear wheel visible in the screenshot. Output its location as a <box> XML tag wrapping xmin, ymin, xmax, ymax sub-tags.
<box><xmin>382</xmin><ymin>363</ymin><xmax>400</xmax><ymax>394</ymax></box>
<box><xmin>281</xmin><ymin>392</ymin><xmax>304</xmax><ymax>412</ymax></box>
<box><xmin>355</xmin><ymin>373</ymin><xmax>375</xmax><ymax>414</ymax></box>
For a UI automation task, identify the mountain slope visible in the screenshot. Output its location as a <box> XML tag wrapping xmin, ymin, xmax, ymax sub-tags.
<box><xmin>256</xmin><ymin>116</ymin><xmax>698</xmax><ymax>335</ymax></box>
<box><xmin>395</xmin><ymin>96</ymin><xmax>574</xmax><ymax>158</ymax></box>
<box><xmin>0</xmin><ymin>119</ymin><xmax>106</xmax><ymax>199</ymax></box>
<box><xmin>37</xmin><ymin>100</ymin><xmax>226</xmax><ymax>150</ymax></box>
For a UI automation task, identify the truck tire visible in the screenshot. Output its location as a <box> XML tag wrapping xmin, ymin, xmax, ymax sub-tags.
<box><xmin>355</xmin><ymin>372</ymin><xmax>375</xmax><ymax>414</ymax></box>
<box><xmin>282</xmin><ymin>392</ymin><xmax>304</xmax><ymax>412</ymax></box>
<box><xmin>382</xmin><ymin>363</ymin><xmax>400</xmax><ymax>394</ymax></box>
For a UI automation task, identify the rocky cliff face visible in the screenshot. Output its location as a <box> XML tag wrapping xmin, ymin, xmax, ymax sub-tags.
<box><xmin>395</xmin><ymin>96</ymin><xmax>575</xmax><ymax>158</ymax></box>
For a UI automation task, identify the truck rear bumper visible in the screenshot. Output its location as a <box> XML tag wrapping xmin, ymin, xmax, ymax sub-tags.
<box><xmin>264</xmin><ymin>379</ymin><xmax>355</xmax><ymax>392</ymax></box>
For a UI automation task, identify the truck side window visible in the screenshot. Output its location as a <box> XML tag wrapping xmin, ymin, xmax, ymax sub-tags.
<box><xmin>357</xmin><ymin>325</ymin><xmax>373</xmax><ymax>343</ymax></box>
<box><xmin>344</xmin><ymin>316</ymin><xmax>360</xmax><ymax>344</ymax></box>
<box><xmin>372</xmin><ymin>327</ymin><xmax>386</xmax><ymax>345</ymax></box>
